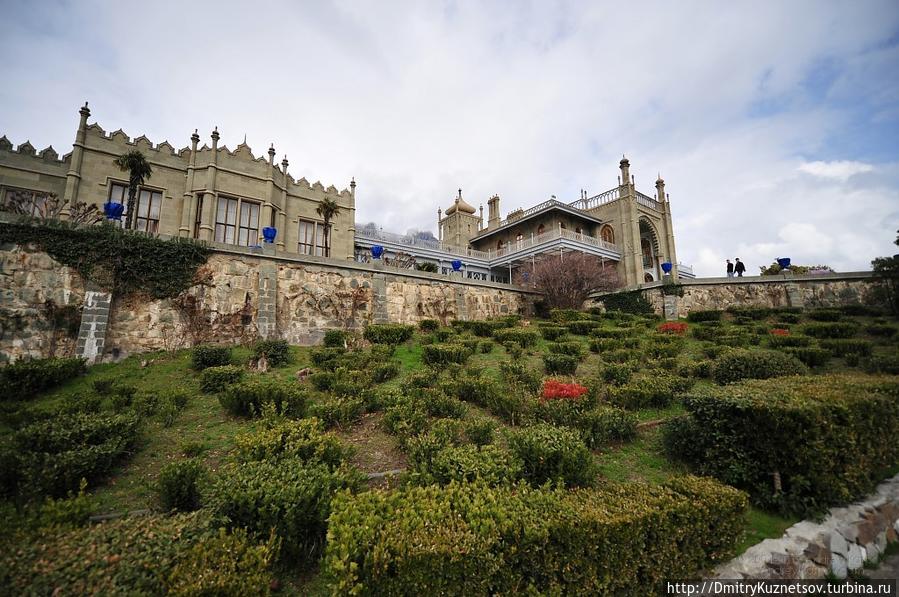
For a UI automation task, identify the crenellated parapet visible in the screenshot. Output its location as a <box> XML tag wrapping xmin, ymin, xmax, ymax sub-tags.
<box><xmin>0</xmin><ymin>135</ymin><xmax>70</xmax><ymax>165</ymax></box>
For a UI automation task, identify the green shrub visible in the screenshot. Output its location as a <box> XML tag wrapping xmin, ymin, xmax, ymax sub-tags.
<box><xmin>819</xmin><ymin>339</ymin><xmax>873</xmax><ymax>357</ymax></box>
<box><xmin>308</xmin><ymin>395</ymin><xmax>366</xmax><ymax>429</ymax></box>
<box><xmin>364</xmin><ymin>323</ymin><xmax>414</xmax><ymax>345</ymax></box>
<box><xmin>668</xmin><ymin>375</ymin><xmax>899</xmax><ymax>516</ymax></box>
<box><xmin>199</xmin><ymin>364</ymin><xmax>244</xmax><ymax>393</ymax></box>
<box><xmin>310</xmin><ymin>347</ymin><xmax>346</xmax><ymax>369</ymax></box>
<box><xmin>687</xmin><ymin>310</ymin><xmax>723</xmax><ymax>322</ymax></box>
<box><xmin>801</xmin><ymin>322</ymin><xmax>858</xmax><ymax>339</ymax></box>
<box><xmin>547</xmin><ymin>340</ymin><xmax>585</xmax><ymax>358</ymax></box>
<box><xmin>589</xmin><ymin>337</ymin><xmax>623</xmax><ymax>353</ymax></box>
<box><xmin>499</xmin><ymin>361</ymin><xmax>541</xmax><ymax>394</ymax></box>
<box><xmin>540</xmin><ymin>326</ymin><xmax>568</xmax><ymax>341</ymax></box>
<box><xmin>92</xmin><ymin>378</ymin><xmax>114</xmax><ymax>395</ymax></box>
<box><xmin>506</xmin><ymin>423</ymin><xmax>596</xmax><ymax>487</ymax></box>
<box><xmin>235</xmin><ymin>418</ymin><xmax>351</xmax><ymax>467</ymax></box>
<box><xmin>383</xmin><ymin>396</ymin><xmax>430</xmax><ymax>443</ymax></box>
<box><xmin>322</xmin><ymin>329</ymin><xmax>346</xmax><ymax>348</ymax></box>
<box><xmin>600</xmin><ymin>289</ymin><xmax>654</xmax><ymax>315</ymax></box>
<box><xmin>409</xmin><ymin>444</ymin><xmax>522</xmax><ymax>486</ymax></box>
<box><xmin>780</xmin><ymin>347</ymin><xmax>831</xmax><ymax>367</ymax></box>
<box><xmin>432</xmin><ymin>327</ymin><xmax>455</xmax><ymax>342</ymax></box>
<box><xmin>463</xmin><ymin>416</ymin><xmax>496</xmax><ymax>446</ymax></box>
<box><xmin>191</xmin><ymin>344</ymin><xmax>231</xmax><ymax>370</ymax></box>
<box><xmin>54</xmin><ymin>392</ymin><xmax>101</xmax><ymax>416</ymax></box>
<box><xmin>157</xmin><ymin>459</ymin><xmax>206</xmax><ymax>512</ymax></box>
<box><xmin>778</xmin><ymin>313</ymin><xmax>802</xmax><ymax>323</ymax></box>
<box><xmin>601</xmin><ymin>348</ymin><xmax>640</xmax><ymax>363</ymax></box>
<box><xmin>219</xmin><ymin>378</ymin><xmax>307</xmax><ymax>418</ymax></box>
<box><xmin>533</xmin><ymin>399</ymin><xmax>637</xmax><ymax>448</ymax></box>
<box><xmin>645</xmin><ymin>339</ymin><xmax>683</xmax><ymax>359</ymax></box>
<box><xmin>324</xmin><ymin>477</ymin><xmax>746</xmax><ymax>595</ymax></box>
<box><xmin>422</xmin><ymin>343</ymin><xmax>470</xmax><ymax>366</ymax></box>
<box><xmin>608</xmin><ymin>373</ymin><xmax>693</xmax><ymax>409</ymax></box>
<box><xmin>369</xmin><ymin>361</ymin><xmax>398</xmax><ymax>383</ymax></box>
<box><xmin>422</xmin><ymin>390</ymin><xmax>468</xmax><ymax>419</ymax></box>
<box><xmin>180</xmin><ymin>440</ymin><xmax>205</xmax><ymax>457</ymax></box>
<box><xmin>862</xmin><ymin>354</ymin><xmax>899</xmax><ymax>374</ymax></box>
<box><xmin>807</xmin><ymin>309</ymin><xmax>842</xmax><ymax>322</ymax></box>
<box><xmin>253</xmin><ymin>338</ymin><xmax>291</xmax><ymax>367</ymax></box>
<box><xmin>470</xmin><ymin>320</ymin><xmax>505</xmax><ymax>337</ymax></box>
<box><xmin>0</xmin><ymin>357</ymin><xmax>86</xmax><ymax>400</ymax></box>
<box><xmin>566</xmin><ymin>320</ymin><xmax>601</xmax><ymax>335</ymax></box>
<box><xmin>600</xmin><ymin>362</ymin><xmax>634</xmax><ymax>385</ymax></box>
<box><xmin>767</xmin><ymin>334</ymin><xmax>812</xmax><ymax>348</ymax></box>
<box><xmin>10</xmin><ymin>412</ymin><xmax>140</xmax><ymax>498</ymax></box>
<box><xmin>690</xmin><ymin>325</ymin><xmax>720</xmax><ymax>342</ymax></box>
<box><xmin>866</xmin><ymin>323</ymin><xmax>898</xmax><ymax>338</ymax></box>
<box><xmin>478</xmin><ymin>340</ymin><xmax>494</xmax><ymax>354</ymax></box>
<box><xmin>157</xmin><ymin>389</ymin><xmax>190</xmax><ymax>428</ymax></box>
<box><xmin>845</xmin><ymin>353</ymin><xmax>861</xmax><ymax>367</ymax></box>
<box><xmin>678</xmin><ymin>360</ymin><xmax>713</xmax><ymax>379</ymax></box>
<box><xmin>590</xmin><ymin>327</ymin><xmax>632</xmax><ymax>339</ymax></box>
<box><xmin>726</xmin><ymin>306</ymin><xmax>773</xmax><ymax>320</ymax></box>
<box><xmin>418</xmin><ymin>319</ymin><xmax>440</xmax><ymax>332</ymax></box>
<box><xmin>36</xmin><ymin>478</ymin><xmax>94</xmax><ymax>528</ymax></box>
<box><xmin>493</xmin><ymin>328</ymin><xmax>540</xmax><ymax>347</ymax></box>
<box><xmin>0</xmin><ymin>511</ymin><xmax>276</xmax><ymax>595</ymax></box>
<box><xmin>543</xmin><ymin>353</ymin><xmax>578</xmax><ymax>375</ymax></box>
<box><xmin>712</xmin><ymin>349</ymin><xmax>807</xmax><ymax>385</ymax></box>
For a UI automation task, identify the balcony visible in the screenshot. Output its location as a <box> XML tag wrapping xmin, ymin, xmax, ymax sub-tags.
<box><xmin>485</xmin><ymin>227</ymin><xmax>620</xmax><ymax>262</ymax></box>
<box><xmin>355</xmin><ymin>228</ymin><xmax>490</xmax><ymax>262</ymax></box>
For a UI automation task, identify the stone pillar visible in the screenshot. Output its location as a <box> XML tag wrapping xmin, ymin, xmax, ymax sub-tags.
<box><xmin>63</xmin><ymin>102</ymin><xmax>91</xmax><ymax>205</ymax></box>
<box><xmin>198</xmin><ymin>128</ymin><xmax>220</xmax><ymax>242</ymax></box>
<box><xmin>76</xmin><ymin>285</ymin><xmax>111</xmax><ymax>364</ymax></box>
<box><xmin>257</xmin><ymin>262</ymin><xmax>278</xmax><ymax>339</ymax></box>
<box><xmin>372</xmin><ymin>273</ymin><xmax>388</xmax><ymax>324</ymax></box>
<box><xmin>455</xmin><ymin>286</ymin><xmax>468</xmax><ymax>321</ymax></box>
<box><xmin>278</xmin><ymin>156</ymin><xmax>289</xmax><ymax>251</ymax></box>
<box><xmin>663</xmin><ymin>294</ymin><xmax>679</xmax><ymax>321</ymax></box>
<box><xmin>260</xmin><ymin>144</ymin><xmax>277</xmax><ymax>245</ymax></box>
<box><xmin>179</xmin><ymin>129</ymin><xmax>201</xmax><ymax>237</ymax></box>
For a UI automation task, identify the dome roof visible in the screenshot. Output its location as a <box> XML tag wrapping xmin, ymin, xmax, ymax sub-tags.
<box><xmin>446</xmin><ymin>189</ymin><xmax>476</xmax><ymax>215</ymax></box>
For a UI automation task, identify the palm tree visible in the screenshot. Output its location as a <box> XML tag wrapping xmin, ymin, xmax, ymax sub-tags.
<box><xmin>113</xmin><ymin>150</ymin><xmax>153</xmax><ymax>230</ymax></box>
<box><xmin>316</xmin><ymin>197</ymin><xmax>340</xmax><ymax>257</ymax></box>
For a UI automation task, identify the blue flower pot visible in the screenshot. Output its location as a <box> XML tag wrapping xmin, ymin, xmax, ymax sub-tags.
<box><xmin>103</xmin><ymin>201</ymin><xmax>124</xmax><ymax>221</ymax></box>
<box><xmin>777</xmin><ymin>257</ymin><xmax>791</xmax><ymax>269</ymax></box>
<box><xmin>661</xmin><ymin>262</ymin><xmax>673</xmax><ymax>274</ymax></box>
<box><xmin>451</xmin><ymin>260</ymin><xmax>463</xmax><ymax>271</ymax></box>
<box><xmin>262</xmin><ymin>226</ymin><xmax>277</xmax><ymax>243</ymax></box>
<box><xmin>371</xmin><ymin>245</ymin><xmax>384</xmax><ymax>259</ymax></box>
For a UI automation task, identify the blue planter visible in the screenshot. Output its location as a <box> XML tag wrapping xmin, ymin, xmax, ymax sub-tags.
<box><xmin>262</xmin><ymin>226</ymin><xmax>277</xmax><ymax>243</ymax></box>
<box><xmin>777</xmin><ymin>257</ymin><xmax>791</xmax><ymax>269</ymax></box>
<box><xmin>451</xmin><ymin>260</ymin><xmax>463</xmax><ymax>272</ymax></box>
<box><xmin>661</xmin><ymin>262</ymin><xmax>673</xmax><ymax>274</ymax></box>
<box><xmin>371</xmin><ymin>245</ymin><xmax>384</xmax><ymax>259</ymax></box>
<box><xmin>103</xmin><ymin>201</ymin><xmax>124</xmax><ymax>221</ymax></box>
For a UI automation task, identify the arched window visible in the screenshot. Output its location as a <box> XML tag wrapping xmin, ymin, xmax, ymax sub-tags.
<box><xmin>575</xmin><ymin>227</ymin><xmax>582</xmax><ymax>235</ymax></box>
<box><xmin>560</xmin><ymin>222</ymin><xmax>567</xmax><ymax>230</ymax></box>
<box><xmin>644</xmin><ymin>273</ymin><xmax>654</xmax><ymax>283</ymax></box>
<box><xmin>537</xmin><ymin>224</ymin><xmax>545</xmax><ymax>235</ymax></box>
<box><xmin>641</xmin><ymin>238</ymin><xmax>654</xmax><ymax>268</ymax></box>
<box><xmin>497</xmin><ymin>239</ymin><xmax>503</xmax><ymax>249</ymax></box>
<box><xmin>600</xmin><ymin>225</ymin><xmax>615</xmax><ymax>244</ymax></box>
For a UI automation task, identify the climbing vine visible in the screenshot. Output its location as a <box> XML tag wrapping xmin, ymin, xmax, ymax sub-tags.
<box><xmin>0</xmin><ymin>221</ymin><xmax>210</xmax><ymax>299</ymax></box>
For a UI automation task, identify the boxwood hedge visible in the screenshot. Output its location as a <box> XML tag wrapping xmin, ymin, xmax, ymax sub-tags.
<box><xmin>324</xmin><ymin>476</ymin><xmax>746</xmax><ymax>595</ymax></box>
<box><xmin>363</xmin><ymin>324</ymin><xmax>415</xmax><ymax>345</ymax></box>
<box><xmin>711</xmin><ymin>348</ymin><xmax>807</xmax><ymax>385</ymax></box>
<box><xmin>666</xmin><ymin>375</ymin><xmax>899</xmax><ymax>516</ymax></box>
<box><xmin>0</xmin><ymin>357</ymin><xmax>86</xmax><ymax>400</ymax></box>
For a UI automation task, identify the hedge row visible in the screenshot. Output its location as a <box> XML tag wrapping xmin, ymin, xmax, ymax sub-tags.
<box><xmin>325</xmin><ymin>477</ymin><xmax>747</xmax><ymax>595</ymax></box>
<box><xmin>0</xmin><ymin>357</ymin><xmax>86</xmax><ymax>400</ymax></box>
<box><xmin>364</xmin><ymin>324</ymin><xmax>415</xmax><ymax>345</ymax></box>
<box><xmin>711</xmin><ymin>348</ymin><xmax>807</xmax><ymax>385</ymax></box>
<box><xmin>667</xmin><ymin>375</ymin><xmax>899</xmax><ymax>516</ymax></box>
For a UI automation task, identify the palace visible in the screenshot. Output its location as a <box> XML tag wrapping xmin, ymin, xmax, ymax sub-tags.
<box><xmin>0</xmin><ymin>104</ymin><xmax>692</xmax><ymax>288</ymax></box>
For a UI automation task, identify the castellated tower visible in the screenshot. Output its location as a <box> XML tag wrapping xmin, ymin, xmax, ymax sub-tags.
<box><xmin>438</xmin><ymin>189</ymin><xmax>482</xmax><ymax>249</ymax></box>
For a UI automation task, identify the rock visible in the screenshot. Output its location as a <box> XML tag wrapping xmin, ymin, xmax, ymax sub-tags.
<box><xmin>831</xmin><ymin>553</ymin><xmax>848</xmax><ymax>579</ymax></box>
<box><xmin>875</xmin><ymin>531</ymin><xmax>888</xmax><ymax>553</ymax></box>
<box><xmin>864</xmin><ymin>542</ymin><xmax>881</xmax><ymax>563</ymax></box>
<box><xmin>803</xmin><ymin>542</ymin><xmax>831</xmax><ymax>567</ymax></box>
<box><xmin>846</xmin><ymin>543</ymin><xmax>865</xmax><ymax>570</ymax></box>
<box><xmin>829</xmin><ymin>532</ymin><xmax>849</xmax><ymax>558</ymax></box>
<box><xmin>766</xmin><ymin>553</ymin><xmax>798</xmax><ymax>579</ymax></box>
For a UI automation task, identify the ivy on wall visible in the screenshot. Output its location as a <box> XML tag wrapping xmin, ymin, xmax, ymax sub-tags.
<box><xmin>599</xmin><ymin>289</ymin><xmax>654</xmax><ymax>315</ymax></box>
<box><xmin>0</xmin><ymin>221</ymin><xmax>210</xmax><ymax>299</ymax></box>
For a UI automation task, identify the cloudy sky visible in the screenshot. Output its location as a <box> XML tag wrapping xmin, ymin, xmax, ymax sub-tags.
<box><xmin>2</xmin><ymin>0</ymin><xmax>898</xmax><ymax>276</ymax></box>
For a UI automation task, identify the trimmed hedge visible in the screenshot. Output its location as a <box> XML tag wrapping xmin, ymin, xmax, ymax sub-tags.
<box><xmin>0</xmin><ymin>512</ymin><xmax>275</xmax><ymax>595</ymax></box>
<box><xmin>540</xmin><ymin>325</ymin><xmax>568</xmax><ymax>341</ymax></box>
<box><xmin>600</xmin><ymin>289</ymin><xmax>654</xmax><ymax>315</ymax></box>
<box><xmin>819</xmin><ymin>339</ymin><xmax>873</xmax><ymax>357</ymax></box>
<box><xmin>801</xmin><ymin>322</ymin><xmax>858</xmax><ymax>339</ymax></box>
<box><xmin>409</xmin><ymin>443</ymin><xmax>522</xmax><ymax>486</ymax></box>
<box><xmin>364</xmin><ymin>324</ymin><xmax>414</xmax><ymax>345</ymax></box>
<box><xmin>506</xmin><ymin>423</ymin><xmax>596</xmax><ymax>487</ymax></box>
<box><xmin>687</xmin><ymin>310</ymin><xmax>723</xmax><ymax>323</ymax></box>
<box><xmin>667</xmin><ymin>375</ymin><xmax>899</xmax><ymax>516</ymax></box>
<box><xmin>547</xmin><ymin>341</ymin><xmax>585</xmax><ymax>358</ymax></box>
<box><xmin>418</xmin><ymin>319</ymin><xmax>440</xmax><ymax>332</ymax></box>
<box><xmin>862</xmin><ymin>354</ymin><xmax>899</xmax><ymax>374</ymax></box>
<box><xmin>252</xmin><ymin>338</ymin><xmax>291</xmax><ymax>367</ymax></box>
<box><xmin>157</xmin><ymin>459</ymin><xmax>206</xmax><ymax>512</ymax></box>
<box><xmin>566</xmin><ymin>320</ymin><xmax>601</xmax><ymax>335</ymax></box>
<box><xmin>711</xmin><ymin>348</ymin><xmax>807</xmax><ymax>385</ymax></box>
<box><xmin>608</xmin><ymin>373</ymin><xmax>693</xmax><ymax>409</ymax></box>
<box><xmin>234</xmin><ymin>418</ymin><xmax>352</xmax><ymax>467</ymax></box>
<box><xmin>208</xmin><ymin>459</ymin><xmax>364</xmax><ymax>563</ymax></box>
<box><xmin>781</xmin><ymin>347</ymin><xmax>831</xmax><ymax>367</ymax></box>
<box><xmin>191</xmin><ymin>344</ymin><xmax>231</xmax><ymax>370</ymax></box>
<box><xmin>324</xmin><ymin>476</ymin><xmax>747</xmax><ymax>595</ymax></box>
<box><xmin>218</xmin><ymin>378</ymin><xmax>307</xmax><ymax>418</ymax></box>
<box><xmin>323</xmin><ymin>329</ymin><xmax>347</xmax><ymax>348</ymax></box>
<box><xmin>767</xmin><ymin>334</ymin><xmax>812</xmax><ymax>348</ymax></box>
<box><xmin>493</xmin><ymin>328</ymin><xmax>540</xmax><ymax>347</ymax></box>
<box><xmin>199</xmin><ymin>364</ymin><xmax>244</xmax><ymax>393</ymax></box>
<box><xmin>543</xmin><ymin>353</ymin><xmax>579</xmax><ymax>375</ymax></box>
<box><xmin>422</xmin><ymin>343</ymin><xmax>471</xmax><ymax>367</ymax></box>
<box><xmin>0</xmin><ymin>357</ymin><xmax>86</xmax><ymax>400</ymax></box>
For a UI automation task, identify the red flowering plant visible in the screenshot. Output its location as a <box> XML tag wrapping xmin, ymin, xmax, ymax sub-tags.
<box><xmin>540</xmin><ymin>379</ymin><xmax>588</xmax><ymax>402</ymax></box>
<box><xmin>769</xmin><ymin>328</ymin><xmax>790</xmax><ymax>336</ymax></box>
<box><xmin>657</xmin><ymin>322</ymin><xmax>688</xmax><ymax>335</ymax></box>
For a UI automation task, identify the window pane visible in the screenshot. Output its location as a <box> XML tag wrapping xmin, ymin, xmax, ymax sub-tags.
<box><xmin>227</xmin><ymin>199</ymin><xmax>237</xmax><ymax>223</ymax></box>
<box><xmin>240</xmin><ymin>202</ymin><xmax>250</xmax><ymax>226</ymax></box>
<box><xmin>217</xmin><ymin>198</ymin><xmax>227</xmax><ymax>223</ymax></box>
<box><xmin>225</xmin><ymin>226</ymin><xmax>235</xmax><ymax>244</ymax></box>
<box><xmin>238</xmin><ymin>228</ymin><xmax>248</xmax><ymax>246</ymax></box>
<box><xmin>149</xmin><ymin>192</ymin><xmax>161</xmax><ymax>219</ymax></box>
<box><xmin>138</xmin><ymin>189</ymin><xmax>152</xmax><ymax>218</ymax></box>
<box><xmin>215</xmin><ymin>224</ymin><xmax>225</xmax><ymax>243</ymax></box>
<box><xmin>249</xmin><ymin>203</ymin><xmax>259</xmax><ymax>228</ymax></box>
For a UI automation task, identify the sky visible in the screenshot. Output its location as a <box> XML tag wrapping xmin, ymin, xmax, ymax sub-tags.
<box><xmin>1</xmin><ymin>0</ymin><xmax>898</xmax><ymax>277</ymax></box>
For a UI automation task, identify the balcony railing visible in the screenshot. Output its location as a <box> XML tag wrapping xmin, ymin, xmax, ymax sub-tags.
<box><xmin>635</xmin><ymin>191</ymin><xmax>662</xmax><ymax>211</ymax></box>
<box><xmin>355</xmin><ymin>228</ymin><xmax>490</xmax><ymax>260</ymax></box>
<box><xmin>567</xmin><ymin>186</ymin><xmax>622</xmax><ymax>210</ymax></box>
<box><xmin>677</xmin><ymin>263</ymin><xmax>694</xmax><ymax>276</ymax></box>
<box><xmin>485</xmin><ymin>227</ymin><xmax>619</xmax><ymax>260</ymax></box>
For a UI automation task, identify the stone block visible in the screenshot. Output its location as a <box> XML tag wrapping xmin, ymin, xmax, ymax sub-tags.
<box><xmin>864</xmin><ymin>542</ymin><xmax>880</xmax><ymax>563</ymax></box>
<box><xmin>803</xmin><ymin>542</ymin><xmax>831</xmax><ymax>567</ymax></box>
<box><xmin>846</xmin><ymin>543</ymin><xmax>865</xmax><ymax>570</ymax></box>
<box><xmin>829</xmin><ymin>532</ymin><xmax>849</xmax><ymax>558</ymax></box>
<box><xmin>830</xmin><ymin>553</ymin><xmax>848</xmax><ymax>579</ymax></box>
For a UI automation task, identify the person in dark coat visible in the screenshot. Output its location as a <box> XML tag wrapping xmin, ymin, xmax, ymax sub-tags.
<box><xmin>734</xmin><ymin>258</ymin><xmax>746</xmax><ymax>277</ymax></box>
<box><xmin>726</xmin><ymin>259</ymin><xmax>734</xmax><ymax>277</ymax></box>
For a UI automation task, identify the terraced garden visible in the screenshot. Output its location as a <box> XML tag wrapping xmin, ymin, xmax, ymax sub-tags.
<box><xmin>1</xmin><ymin>304</ymin><xmax>898</xmax><ymax>594</ymax></box>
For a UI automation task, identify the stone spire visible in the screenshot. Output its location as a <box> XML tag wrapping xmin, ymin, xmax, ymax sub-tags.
<box><xmin>655</xmin><ymin>173</ymin><xmax>666</xmax><ymax>202</ymax></box>
<box><xmin>619</xmin><ymin>155</ymin><xmax>631</xmax><ymax>187</ymax></box>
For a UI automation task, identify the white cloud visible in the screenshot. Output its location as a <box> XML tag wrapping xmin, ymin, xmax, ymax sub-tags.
<box><xmin>1</xmin><ymin>0</ymin><xmax>898</xmax><ymax>278</ymax></box>
<box><xmin>798</xmin><ymin>161</ymin><xmax>875</xmax><ymax>182</ymax></box>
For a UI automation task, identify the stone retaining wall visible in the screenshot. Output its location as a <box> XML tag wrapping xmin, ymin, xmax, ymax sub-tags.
<box><xmin>0</xmin><ymin>242</ymin><xmax>536</xmax><ymax>362</ymax></box>
<box><xmin>713</xmin><ymin>473</ymin><xmax>899</xmax><ymax>580</ymax></box>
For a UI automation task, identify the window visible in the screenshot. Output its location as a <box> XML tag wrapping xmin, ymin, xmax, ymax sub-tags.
<box><xmin>537</xmin><ymin>224</ymin><xmax>545</xmax><ymax>235</ymax></box>
<box><xmin>1</xmin><ymin>188</ymin><xmax>52</xmax><ymax>216</ymax></box>
<box><xmin>298</xmin><ymin>219</ymin><xmax>331</xmax><ymax>256</ymax></box>
<box><xmin>600</xmin><ymin>225</ymin><xmax>615</xmax><ymax>244</ymax></box>
<box><xmin>215</xmin><ymin>196</ymin><xmax>260</xmax><ymax>246</ymax></box>
<box><xmin>108</xmin><ymin>183</ymin><xmax>162</xmax><ymax>233</ymax></box>
<box><xmin>193</xmin><ymin>195</ymin><xmax>204</xmax><ymax>238</ymax></box>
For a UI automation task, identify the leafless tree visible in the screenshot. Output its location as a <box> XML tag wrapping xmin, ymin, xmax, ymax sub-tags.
<box><xmin>517</xmin><ymin>253</ymin><xmax>618</xmax><ymax>309</ymax></box>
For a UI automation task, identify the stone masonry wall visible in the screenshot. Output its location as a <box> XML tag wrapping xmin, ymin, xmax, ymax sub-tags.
<box><xmin>0</xmin><ymin>243</ymin><xmax>84</xmax><ymax>361</ymax></box>
<box><xmin>0</xmin><ymin>243</ymin><xmax>533</xmax><ymax>361</ymax></box>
